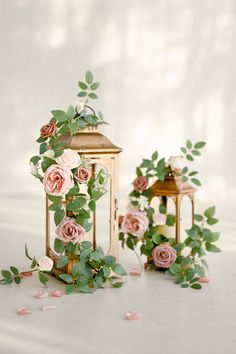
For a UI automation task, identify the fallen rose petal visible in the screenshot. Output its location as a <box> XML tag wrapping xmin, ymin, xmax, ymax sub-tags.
<box><xmin>20</xmin><ymin>271</ymin><xmax>33</xmax><ymax>277</ymax></box>
<box><xmin>129</xmin><ymin>267</ymin><xmax>142</xmax><ymax>276</ymax></box>
<box><xmin>125</xmin><ymin>311</ymin><xmax>140</xmax><ymax>320</ymax></box>
<box><xmin>199</xmin><ymin>277</ymin><xmax>210</xmax><ymax>283</ymax></box>
<box><xmin>17</xmin><ymin>307</ymin><xmax>32</xmax><ymax>315</ymax></box>
<box><xmin>41</xmin><ymin>304</ymin><xmax>56</xmax><ymax>311</ymax></box>
<box><xmin>34</xmin><ymin>291</ymin><xmax>49</xmax><ymax>299</ymax></box>
<box><xmin>50</xmin><ymin>290</ymin><xmax>64</xmax><ymax>297</ymax></box>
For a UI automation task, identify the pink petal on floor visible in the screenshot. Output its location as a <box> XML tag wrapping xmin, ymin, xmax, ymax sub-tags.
<box><xmin>17</xmin><ymin>307</ymin><xmax>32</xmax><ymax>315</ymax></box>
<box><xmin>199</xmin><ymin>277</ymin><xmax>210</xmax><ymax>283</ymax></box>
<box><xmin>41</xmin><ymin>304</ymin><xmax>56</xmax><ymax>311</ymax></box>
<box><xmin>50</xmin><ymin>290</ymin><xmax>64</xmax><ymax>297</ymax></box>
<box><xmin>129</xmin><ymin>267</ymin><xmax>142</xmax><ymax>276</ymax></box>
<box><xmin>34</xmin><ymin>291</ymin><xmax>49</xmax><ymax>299</ymax></box>
<box><xmin>125</xmin><ymin>311</ymin><xmax>140</xmax><ymax>320</ymax></box>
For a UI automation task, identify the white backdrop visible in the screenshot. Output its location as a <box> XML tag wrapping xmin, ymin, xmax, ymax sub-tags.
<box><xmin>0</xmin><ymin>0</ymin><xmax>236</xmax><ymax>213</ymax></box>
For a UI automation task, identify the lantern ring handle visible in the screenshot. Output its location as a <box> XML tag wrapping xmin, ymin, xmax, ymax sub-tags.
<box><xmin>75</xmin><ymin>104</ymin><xmax>96</xmax><ymax>117</ymax></box>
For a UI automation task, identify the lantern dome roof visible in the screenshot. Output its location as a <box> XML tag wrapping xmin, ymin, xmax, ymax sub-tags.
<box><xmin>59</xmin><ymin>130</ymin><xmax>122</xmax><ymax>154</ymax></box>
<box><xmin>150</xmin><ymin>176</ymin><xmax>196</xmax><ymax>196</ymax></box>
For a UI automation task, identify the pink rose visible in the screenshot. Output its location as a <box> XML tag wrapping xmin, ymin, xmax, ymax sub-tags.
<box><xmin>133</xmin><ymin>176</ymin><xmax>148</xmax><ymax>192</ymax></box>
<box><xmin>153</xmin><ymin>213</ymin><xmax>167</xmax><ymax>226</ymax></box>
<box><xmin>56</xmin><ymin>149</ymin><xmax>81</xmax><ymax>169</ymax></box>
<box><xmin>75</xmin><ymin>167</ymin><xmax>90</xmax><ymax>183</ymax></box>
<box><xmin>152</xmin><ymin>244</ymin><xmax>177</xmax><ymax>268</ymax></box>
<box><xmin>121</xmin><ymin>211</ymin><xmax>149</xmax><ymax>237</ymax></box>
<box><xmin>40</xmin><ymin>122</ymin><xmax>56</xmax><ymax>137</ymax></box>
<box><xmin>56</xmin><ymin>217</ymin><xmax>85</xmax><ymax>244</ymax></box>
<box><xmin>43</xmin><ymin>164</ymin><xmax>74</xmax><ymax>196</ymax></box>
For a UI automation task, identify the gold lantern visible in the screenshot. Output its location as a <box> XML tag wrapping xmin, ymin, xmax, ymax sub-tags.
<box><xmin>45</xmin><ymin>129</ymin><xmax>122</xmax><ymax>275</ymax></box>
<box><xmin>150</xmin><ymin>175</ymin><xmax>196</xmax><ymax>243</ymax></box>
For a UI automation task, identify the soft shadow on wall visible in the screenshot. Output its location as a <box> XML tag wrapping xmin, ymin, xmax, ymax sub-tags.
<box><xmin>0</xmin><ymin>0</ymin><xmax>235</xmax><ymax>210</ymax></box>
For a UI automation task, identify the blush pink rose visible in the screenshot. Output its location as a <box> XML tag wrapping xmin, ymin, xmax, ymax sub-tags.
<box><xmin>153</xmin><ymin>213</ymin><xmax>167</xmax><ymax>226</ymax></box>
<box><xmin>56</xmin><ymin>217</ymin><xmax>85</xmax><ymax>244</ymax></box>
<box><xmin>40</xmin><ymin>122</ymin><xmax>56</xmax><ymax>137</ymax></box>
<box><xmin>75</xmin><ymin>167</ymin><xmax>90</xmax><ymax>183</ymax></box>
<box><xmin>152</xmin><ymin>244</ymin><xmax>177</xmax><ymax>268</ymax></box>
<box><xmin>121</xmin><ymin>211</ymin><xmax>149</xmax><ymax>237</ymax></box>
<box><xmin>133</xmin><ymin>176</ymin><xmax>148</xmax><ymax>192</ymax></box>
<box><xmin>56</xmin><ymin>149</ymin><xmax>81</xmax><ymax>169</ymax></box>
<box><xmin>43</xmin><ymin>164</ymin><xmax>74</xmax><ymax>196</ymax></box>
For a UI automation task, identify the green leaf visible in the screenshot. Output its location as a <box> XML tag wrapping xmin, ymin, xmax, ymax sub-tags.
<box><xmin>38</xmin><ymin>271</ymin><xmax>49</xmax><ymax>285</ymax></box>
<box><xmin>90</xmin><ymin>247</ymin><xmax>104</xmax><ymax>261</ymax></box>
<box><xmin>159</xmin><ymin>204</ymin><xmax>166</xmax><ymax>214</ymax></box>
<box><xmin>78</xmin><ymin>91</ymin><xmax>87</xmax><ymax>97</ymax></box>
<box><xmin>206</xmin><ymin>231</ymin><xmax>220</xmax><ymax>242</ymax></box>
<box><xmin>65</xmin><ymin>284</ymin><xmax>74</xmax><ymax>294</ymax></box>
<box><xmin>186</xmin><ymin>139</ymin><xmax>192</xmax><ymax>149</ymax></box>
<box><xmin>166</xmin><ymin>214</ymin><xmax>175</xmax><ymax>226</ymax></box>
<box><xmin>78</xmin><ymin>284</ymin><xmax>94</xmax><ymax>294</ymax></box>
<box><xmin>180</xmin><ymin>147</ymin><xmax>187</xmax><ymax>154</ymax></box>
<box><xmin>191</xmin><ymin>178</ymin><xmax>201</xmax><ymax>186</ymax></box>
<box><xmin>174</xmin><ymin>243</ymin><xmax>185</xmax><ymax>252</ymax></box>
<box><xmin>3</xmin><ymin>277</ymin><xmax>13</xmax><ymax>285</ymax></box>
<box><xmin>186</xmin><ymin>267</ymin><xmax>197</xmax><ymax>281</ymax></box>
<box><xmin>102</xmin><ymin>265</ymin><xmax>110</xmax><ymax>278</ymax></box>
<box><xmin>69</xmin><ymin>120</ymin><xmax>80</xmax><ymax>135</ymax></box>
<box><xmin>152</xmin><ymin>233</ymin><xmax>163</xmax><ymax>245</ymax></box>
<box><xmin>85</xmin><ymin>70</ymin><xmax>93</xmax><ymax>84</ymax></box>
<box><xmin>41</xmin><ymin>157</ymin><xmax>55</xmax><ymax>172</ymax></box>
<box><xmin>57</xmin><ymin>255</ymin><xmax>69</xmax><ymax>268</ymax></box>
<box><xmin>201</xmin><ymin>259</ymin><xmax>209</xmax><ymax>270</ymax></box>
<box><xmin>88</xmin><ymin>93</ymin><xmax>98</xmax><ymax>99</ymax></box>
<box><xmin>151</xmin><ymin>151</ymin><xmax>158</xmax><ymax>161</ymax></box>
<box><xmin>14</xmin><ymin>276</ymin><xmax>21</xmax><ymax>284</ymax></box>
<box><xmin>31</xmin><ymin>258</ymin><xmax>37</xmax><ymax>269</ymax></box>
<box><xmin>39</xmin><ymin>142</ymin><xmax>47</xmax><ymax>155</ymax></box>
<box><xmin>88</xmin><ymin>200</ymin><xmax>96</xmax><ymax>212</ymax></box>
<box><xmin>140</xmin><ymin>159</ymin><xmax>154</xmax><ymax>170</ymax></box>
<box><xmin>181</xmin><ymin>283</ymin><xmax>189</xmax><ymax>288</ymax></box>
<box><xmin>205</xmin><ymin>243</ymin><xmax>221</xmax><ymax>253</ymax></box>
<box><xmin>78</xmin><ymin>81</ymin><xmax>88</xmax><ymax>90</ymax></box>
<box><xmin>84</xmin><ymin>115</ymin><xmax>97</xmax><ymax>125</ymax></box>
<box><xmin>169</xmin><ymin>263</ymin><xmax>181</xmax><ymax>275</ymax></box>
<box><xmin>48</xmin><ymin>195</ymin><xmax>62</xmax><ymax>203</ymax></box>
<box><xmin>186</xmin><ymin>154</ymin><xmax>194</xmax><ymax>161</ymax></box>
<box><xmin>1</xmin><ymin>270</ymin><xmax>11</xmax><ymax>278</ymax></box>
<box><xmin>90</xmin><ymin>82</ymin><xmax>100</xmax><ymax>90</ymax></box>
<box><xmin>66</xmin><ymin>242</ymin><xmax>76</xmax><ymax>254</ymax></box>
<box><xmin>204</xmin><ymin>206</ymin><xmax>216</xmax><ymax>218</ymax></box>
<box><xmin>30</xmin><ymin>155</ymin><xmax>41</xmax><ymax>165</ymax></box>
<box><xmin>36</xmin><ymin>136</ymin><xmax>47</xmax><ymax>143</ymax></box>
<box><xmin>194</xmin><ymin>141</ymin><xmax>206</xmax><ymax>149</ymax></box>
<box><xmin>188</xmin><ymin>171</ymin><xmax>198</xmax><ymax>176</ymax></box>
<box><xmin>105</xmin><ymin>255</ymin><xmax>116</xmax><ymax>267</ymax></box>
<box><xmin>136</xmin><ymin>167</ymin><xmax>142</xmax><ymax>177</ymax></box>
<box><xmin>194</xmin><ymin>264</ymin><xmax>205</xmax><ymax>277</ymax></box>
<box><xmin>54</xmin><ymin>238</ymin><xmax>65</xmax><ymax>253</ymax></box>
<box><xmin>186</xmin><ymin>225</ymin><xmax>200</xmax><ymax>240</ymax></box>
<box><xmin>49</xmin><ymin>202</ymin><xmax>61</xmax><ymax>211</ymax></box>
<box><xmin>192</xmin><ymin>150</ymin><xmax>201</xmax><ymax>156</ymax></box>
<box><xmin>10</xmin><ymin>266</ymin><xmax>19</xmax><ymax>275</ymax></box>
<box><xmin>191</xmin><ymin>283</ymin><xmax>202</xmax><ymax>290</ymax></box>
<box><xmin>67</xmin><ymin>197</ymin><xmax>87</xmax><ymax>211</ymax></box>
<box><xmin>51</xmin><ymin>110</ymin><xmax>68</xmax><ymax>122</ymax></box>
<box><xmin>80</xmin><ymin>248</ymin><xmax>92</xmax><ymax>260</ymax></box>
<box><xmin>54</xmin><ymin>208</ymin><xmax>65</xmax><ymax>226</ymax></box>
<box><xmin>81</xmin><ymin>241</ymin><xmax>93</xmax><ymax>249</ymax></box>
<box><xmin>207</xmin><ymin>217</ymin><xmax>218</xmax><ymax>225</ymax></box>
<box><xmin>67</xmin><ymin>105</ymin><xmax>75</xmax><ymax>119</ymax></box>
<box><xmin>112</xmin><ymin>263</ymin><xmax>127</xmax><ymax>276</ymax></box>
<box><xmin>59</xmin><ymin>273</ymin><xmax>73</xmax><ymax>283</ymax></box>
<box><xmin>25</xmin><ymin>244</ymin><xmax>33</xmax><ymax>261</ymax></box>
<box><xmin>182</xmin><ymin>166</ymin><xmax>188</xmax><ymax>174</ymax></box>
<box><xmin>194</xmin><ymin>214</ymin><xmax>203</xmax><ymax>222</ymax></box>
<box><xmin>112</xmin><ymin>282</ymin><xmax>123</xmax><ymax>288</ymax></box>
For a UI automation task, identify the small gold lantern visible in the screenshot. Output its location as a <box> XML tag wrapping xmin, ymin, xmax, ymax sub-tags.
<box><xmin>150</xmin><ymin>175</ymin><xmax>196</xmax><ymax>243</ymax></box>
<box><xmin>46</xmin><ymin>129</ymin><xmax>122</xmax><ymax>274</ymax></box>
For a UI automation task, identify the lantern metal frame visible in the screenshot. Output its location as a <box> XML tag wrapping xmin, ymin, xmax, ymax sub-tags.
<box><xmin>45</xmin><ymin>129</ymin><xmax>122</xmax><ymax>275</ymax></box>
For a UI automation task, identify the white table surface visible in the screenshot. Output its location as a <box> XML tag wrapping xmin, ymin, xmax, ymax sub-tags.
<box><xmin>0</xmin><ymin>196</ymin><xmax>235</xmax><ymax>354</ymax></box>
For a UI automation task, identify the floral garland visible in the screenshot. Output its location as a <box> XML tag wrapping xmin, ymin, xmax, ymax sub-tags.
<box><xmin>0</xmin><ymin>71</ymin><xmax>127</xmax><ymax>293</ymax></box>
<box><xmin>119</xmin><ymin>140</ymin><xmax>220</xmax><ymax>290</ymax></box>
